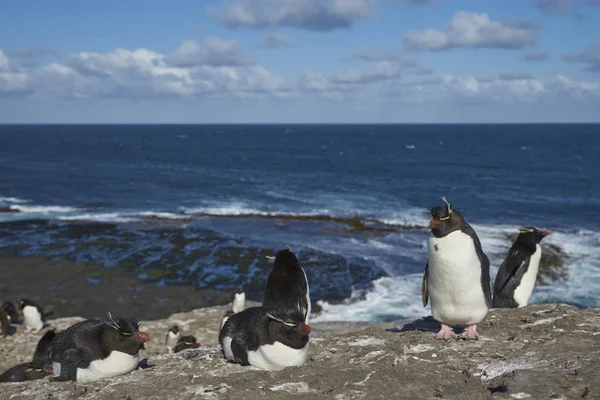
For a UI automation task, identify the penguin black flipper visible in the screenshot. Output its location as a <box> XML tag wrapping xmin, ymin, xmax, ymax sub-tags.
<box><xmin>31</xmin><ymin>329</ymin><xmax>57</xmax><ymax>369</ymax></box>
<box><xmin>492</xmin><ymin>249</ymin><xmax>532</xmax><ymax>307</ymax></box>
<box><xmin>461</xmin><ymin>224</ymin><xmax>492</xmax><ymax>307</ymax></box>
<box><xmin>422</xmin><ymin>262</ymin><xmax>429</xmax><ymax>307</ymax></box>
<box><xmin>50</xmin><ymin>348</ymin><xmax>89</xmax><ymax>382</ymax></box>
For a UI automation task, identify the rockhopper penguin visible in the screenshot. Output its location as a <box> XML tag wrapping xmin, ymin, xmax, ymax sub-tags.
<box><xmin>18</xmin><ymin>299</ymin><xmax>52</xmax><ymax>334</ymax></box>
<box><xmin>219</xmin><ymin>306</ymin><xmax>310</xmax><ymax>371</ymax></box>
<box><xmin>262</xmin><ymin>246</ymin><xmax>311</xmax><ymax>323</ymax></box>
<box><xmin>493</xmin><ymin>226</ymin><xmax>550</xmax><ymax>308</ymax></box>
<box><xmin>49</xmin><ymin>313</ymin><xmax>150</xmax><ymax>382</ymax></box>
<box><xmin>165</xmin><ymin>325</ymin><xmax>181</xmax><ymax>354</ymax></box>
<box><xmin>422</xmin><ymin>197</ymin><xmax>492</xmax><ymax>340</ymax></box>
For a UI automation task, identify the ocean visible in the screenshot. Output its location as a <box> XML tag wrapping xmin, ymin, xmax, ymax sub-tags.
<box><xmin>1</xmin><ymin>124</ymin><xmax>599</xmax><ymax>322</ymax></box>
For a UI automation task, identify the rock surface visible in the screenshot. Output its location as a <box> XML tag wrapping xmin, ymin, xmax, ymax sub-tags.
<box><xmin>1</xmin><ymin>303</ymin><xmax>599</xmax><ymax>399</ymax></box>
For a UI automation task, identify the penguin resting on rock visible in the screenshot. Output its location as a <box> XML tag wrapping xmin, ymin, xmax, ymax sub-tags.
<box><xmin>422</xmin><ymin>197</ymin><xmax>492</xmax><ymax>340</ymax></box>
<box><xmin>164</xmin><ymin>325</ymin><xmax>181</xmax><ymax>353</ymax></box>
<box><xmin>50</xmin><ymin>313</ymin><xmax>150</xmax><ymax>382</ymax></box>
<box><xmin>262</xmin><ymin>247</ymin><xmax>311</xmax><ymax>323</ymax></box>
<box><xmin>0</xmin><ymin>329</ymin><xmax>57</xmax><ymax>382</ymax></box>
<box><xmin>493</xmin><ymin>226</ymin><xmax>550</xmax><ymax>308</ymax></box>
<box><xmin>18</xmin><ymin>299</ymin><xmax>52</xmax><ymax>334</ymax></box>
<box><xmin>219</xmin><ymin>306</ymin><xmax>310</xmax><ymax>371</ymax></box>
<box><xmin>174</xmin><ymin>335</ymin><xmax>201</xmax><ymax>353</ymax></box>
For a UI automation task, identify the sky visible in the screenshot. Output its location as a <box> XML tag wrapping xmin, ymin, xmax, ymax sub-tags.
<box><xmin>1</xmin><ymin>0</ymin><xmax>600</xmax><ymax>123</ymax></box>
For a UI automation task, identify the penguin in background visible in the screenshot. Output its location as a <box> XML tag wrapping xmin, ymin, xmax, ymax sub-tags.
<box><xmin>0</xmin><ymin>309</ymin><xmax>9</xmax><ymax>338</ymax></box>
<box><xmin>164</xmin><ymin>325</ymin><xmax>181</xmax><ymax>353</ymax></box>
<box><xmin>18</xmin><ymin>299</ymin><xmax>53</xmax><ymax>334</ymax></box>
<box><xmin>220</xmin><ymin>288</ymin><xmax>247</xmax><ymax>329</ymax></box>
<box><xmin>262</xmin><ymin>246</ymin><xmax>311</xmax><ymax>323</ymax></box>
<box><xmin>1</xmin><ymin>301</ymin><xmax>20</xmax><ymax>324</ymax></box>
<box><xmin>0</xmin><ymin>329</ymin><xmax>57</xmax><ymax>382</ymax></box>
<box><xmin>50</xmin><ymin>313</ymin><xmax>150</xmax><ymax>383</ymax></box>
<box><xmin>173</xmin><ymin>335</ymin><xmax>201</xmax><ymax>353</ymax></box>
<box><xmin>422</xmin><ymin>197</ymin><xmax>492</xmax><ymax>340</ymax></box>
<box><xmin>493</xmin><ymin>226</ymin><xmax>550</xmax><ymax>309</ymax></box>
<box><xmin>219</xmin><ymin>306</ymin><xmax>310</xmax><ymax>371</ymax></box>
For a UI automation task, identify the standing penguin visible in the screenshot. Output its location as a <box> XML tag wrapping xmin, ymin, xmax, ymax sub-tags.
<box><xmin>232</xmin><ymin>288</ymin><xmax>246</xmax><ymax>314</ymax></box>
<box><xmin>219</xmin><ymin>306</ymin><xmax>310</xmax><ymax>371</ymax></box>
<box><xmin>262</xmin><ymin>247</ymin><xmax>311</xmax><ymax>323</ymax></box>
<box><xmin>49</xmin><ymin>313</ymin><xmax>150</xmax><ymax>382</ymax></box>
<box><xmin>164</xmin><ymin>325</ymin><xmax>181</xmax><ymax>353</ymax></box>
<box><xmin>18</xmin><ymin>299</ymin><xmax>52</xmax><ymax>334</ymax></box>
<box><xmin>493</xmin><ymin>226</ymin><xmax>550</xmax><ymax>308</ymax></box>
<box><xmin>1</xmin><ymin>301</ymin><xmax>20</xmax><ymax>324</ymax></box>
<box><xmin>422</xmin><ymin>197</ymin><xmax>492</xmax><ymax>340</ymax></box>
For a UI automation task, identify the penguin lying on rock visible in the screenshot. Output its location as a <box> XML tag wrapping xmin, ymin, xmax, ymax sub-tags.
<box><xmin>262</xmin><ymin>247</ymin><xmax>311</xmax><ymax>323</ymax></box>
<box><xmin>219</xmin><ymin>306</ymin><xmax>310</xmax><ymax>371</ymax></box>
<box><xmin>174</xmin><ymin>335</ymin><xmax>201</xmax><ymax>353</ymax></box>
<box><xmin>18</xmin><ymin>299</ymin><xmax>53</xmax><ymax>334</ymax></box>
<box><xmin>422</xmin><ymin>197</ymin><xmax>492</xmax><ymax>340</ymax></box>
<box><xmin>493</xmin><ymin>226</ymin><xmax>550</xmax><ymax>308</ymax></box>
<box><xmin>0</xmin><ymin>329</ymin><xmax>57</xmax><ymax>382</ymax></box>
<box><xmin>50</xmin><ymin>313</ymin><xmax>150</xmax><ymax>383</ymax></box>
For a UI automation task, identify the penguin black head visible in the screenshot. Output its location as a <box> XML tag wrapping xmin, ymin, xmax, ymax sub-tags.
<box><xmin>428</xmin><ymin>196</ymin><xmax>466</xmax><ymax>238</ymax></box>
<box><xmin>516</xmin><ymin>226</ymin><xmax>550</xmax><ymax>249</ymax></box>
<box><xmin>1</xmin><ymin>301</ymin><xmax>19</xmax><ymax>323</ymax></box>
<box><xmin>266</xmin><ymin>308</ymin><xmax>310</xmax><ymax>347</ymax></box>
<box><xmin>174</xmin><ymin>335</ymin><xmax>201</xmax><ymax>353</ymax></box>
<box><xmin>168</xmin><ymin>325</ymin><xmax>180</xmax><ymax>335</ymax></box>
<box><xmin>17</xmin><ymin>299</ymin><xmax>38</xmax><ymax>310</ymax></box>
<box><xmin>102</xmin><ymin>313</ymin><xmax>150</xmax><ymax>355</ymax></box>
<box><xmin>273</xmin><ymin>246</ymin><xmax>300</xmax><ymax>269</ymax></box>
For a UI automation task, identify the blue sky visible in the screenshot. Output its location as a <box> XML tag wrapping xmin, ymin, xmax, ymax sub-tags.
<box><xmin>1</xmin><ymin>0</ymin><xmax>599</xmax><ymax>123</ymax></box>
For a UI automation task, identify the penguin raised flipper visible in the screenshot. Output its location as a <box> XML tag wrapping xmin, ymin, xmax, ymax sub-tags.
<box><xmin>50</xmin><ymin>314</ymin><xmax>150</xmax><ymax>383</ymax></box>
<box><xmin>424</xmin><ymin>197</ymin><xmax>491</xmax><ymax>341</ymax></box>
<box><xmin>219</xmin><ymin>306</ymin><xmax>310</xmax><ymax>371</ymax></box>
<box><xmin>31</xmin><ymin>329</ymin><xmax>57</xmax><ymax>370</ymax></box>
<box><xmin>493</xmin><ymin>227</ymin><xmax>550</xmax><ymax>308</ymax></box>
<box><xmin>262</xmin><ymin>247</ymin><xmax>311</xmax><ymax>323</ymax></box>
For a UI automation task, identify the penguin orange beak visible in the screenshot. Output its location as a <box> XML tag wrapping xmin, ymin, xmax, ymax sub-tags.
<box><xmin>133</xmin><ymin>332</ymin><xmax>150</xmax><ymax>342</ymax></box>
<box><xmin>542</xmin><ymin>231</ymin><xmax>550</xmax><ymax>236</ymax></box>
<box><xmin>193</xmin><ymin>342</ymin><xmax>201</xmax><ymax>348</ymax></box>
<box><xmin>297</xmin><ymin>323</ymin><xmax>311</xmax><ymax>335</ymax></box>
<box><xmin>429</xmin><ymin>219</ymin><xmax>440</xmax><ymax>229</ymax></box>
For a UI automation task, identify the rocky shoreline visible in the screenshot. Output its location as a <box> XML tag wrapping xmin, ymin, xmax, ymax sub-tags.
<box><xmin>1</xmin><ymin>303</ymin><xmax>598</xmax><ymax>399</ymax></box>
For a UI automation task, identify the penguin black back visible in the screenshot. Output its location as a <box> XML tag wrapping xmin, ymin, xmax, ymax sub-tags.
<box><xmin>31</xmin><ymin>329</ymin><xmax>57</xmax><ymax>369</ymax></box>
<box><xmin>493</xmin><ymin>226</ymin><xmax>550</xmax><ymax>308</ymax></box>
<box><xmin>0</xmin><ymin>309</ymin><xmax>8</xmax><ymax>338</ymax></box>
<box><xmin>1</xmin><ymin>301</ymin><xmax>20</xmax><ymax>324</ymax></box>
<box><xmin>262</xmin><ymin>248</ymin><xmax>310</xmax><ymax>321</ymax></box>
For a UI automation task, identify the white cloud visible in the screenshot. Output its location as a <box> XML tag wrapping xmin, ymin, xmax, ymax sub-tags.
<box><xmin>0</xmin><ymin>41</ymin><xmax>291</xmax><ymax>100</ymax></box>
<box><xmin>257</xmin><ymin>30</ymin><xmax>293</xmax><ymax>48</ymax></box>
<box><xmin>210</xmin><ymin>0</ymin><xmax>374</xmax><ymax>31</ymax></box>
<box><xmin>564</xmin><ymin>43</ymin><xmax>600</xmax><ymax>72</ymax></box>
<box><xmin>403</xmin><ymin>12</ymin><xmax>538</xmax><ymax>51</ymax></box>
<box><xmin>166</xmin><ymin>37</ymin><xmax>254</xmax><ymax>67</ymax></box>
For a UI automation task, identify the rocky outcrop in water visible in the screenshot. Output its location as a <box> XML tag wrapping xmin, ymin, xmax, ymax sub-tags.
<box><xmin>0</xmin><ymin>303</ymin><xmax>598</xmax><ymax>399</ymax></box>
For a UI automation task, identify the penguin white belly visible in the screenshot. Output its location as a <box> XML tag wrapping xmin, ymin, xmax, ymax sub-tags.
<box><xmin>428</xmin><ymin>231</ymin><xmax>489</xmax><ymax>326</ymax></box>
<box><xmin>247</xmin><ymin>342</ymin><xmax>309</xmax><ymax>371</ymax></box>
<box><xmin>23</xmin><ymin>306</ymin><xmax>44</xmax><ymax>331</ymax></box>
<box><xmin>220</xmin><ymin>316</ymin><xmax>229</xmax><ymax>330</ymax></box>
<box><xmin>232</xmin><ymin>293</ymin><xmax>245</xmax><ymax>314</ymax></box>
<box><xmin>513</xmin><ymin>244</ymin><xmax>542</xmax><ymax>307</ymax></box>
<box><xmin>76</xmin><ymin>351</ymin><xmax>140</xmax><ymax>383</ymax></box>
<box><xmin>221</xmin><ymin>337</ymin><xmax>234</xmax><ymax>361</ymax></box>
<box><xmin>165</xmin><ymin>331</ymin><xmax>180</xmax><ymax>352</ymax></box>
<box><xmin>301</xmin><ymin>267</ymin><xmax>311</xmax><ymax>324</ymax></box>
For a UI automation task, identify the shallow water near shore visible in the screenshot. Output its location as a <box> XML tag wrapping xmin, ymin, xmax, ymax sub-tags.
<box><xmin>1</xmin><ymin>123</ymin><xmax>599</xmax><ymax>321</ymax></box>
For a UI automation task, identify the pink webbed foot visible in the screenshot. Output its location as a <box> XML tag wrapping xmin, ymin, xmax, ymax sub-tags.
<box><xmin>459</xmin><ymin>324</ymin><xmax>479</xmax><ymax>340</ymax></box>
<box><xmin>435</xmin><ymin>323</ymin><xmax>457</xmax><ymax>340</ymax></box>
<box><xmin>24</xmin><ymin>328</ymin><xmax>32</xmax><ymax>334</ymax></box>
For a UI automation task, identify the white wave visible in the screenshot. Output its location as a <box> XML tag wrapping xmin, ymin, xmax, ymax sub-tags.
<box><xmin>380</xmin><ymin>207</ymin><xmax>429</xmax><ymax>227</ymax></box>
<box><xmin>10</xmin><ymin>205</ymin><xmax>78</xmax><ymax>214</ymax></box>
<box><xmin>313</xmin><ymin>223</ymin><xmax>600</xmax><ymax>322</ymax></box>
<box><xmin>0</xmin><ymin>196</ymin><xmax>31</xmax><ymax>204</ymax></box>
<box><xmin>57</xmin><ymin>213</ymin><xmax>137</xmax><ymax>223</ymax></box>
<box><xmin>135</xmin><ymin>211</ymin><xmax>189</xmax><ymax>220</ymax></box>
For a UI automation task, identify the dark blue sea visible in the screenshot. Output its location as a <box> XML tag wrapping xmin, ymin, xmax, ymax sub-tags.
<box><xmin>1</xmin><ymin>124</ymin><xmax>599</xmax><ymax>321</ymax></box>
